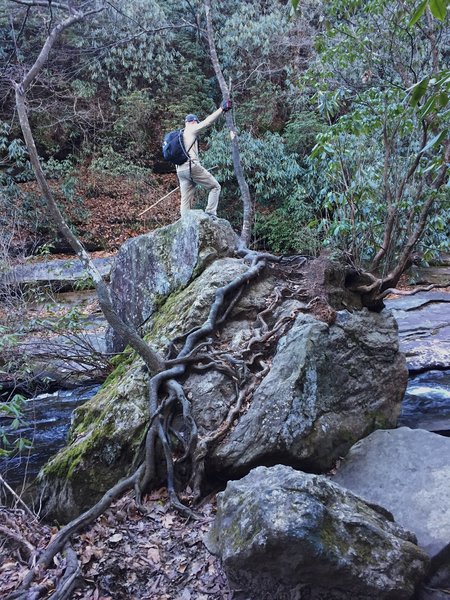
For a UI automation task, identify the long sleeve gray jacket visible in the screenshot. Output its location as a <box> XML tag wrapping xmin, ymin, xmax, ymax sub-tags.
<box><xmin>177</xmin><ymin>107</ymin><xmax>223</xmax><ymax>170</ymax></box>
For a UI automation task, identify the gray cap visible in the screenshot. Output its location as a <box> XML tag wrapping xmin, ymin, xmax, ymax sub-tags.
<box><xmin>185</xmin><ymin>114</ymin><xmax>199</xmax><ymax>122</ymax></box>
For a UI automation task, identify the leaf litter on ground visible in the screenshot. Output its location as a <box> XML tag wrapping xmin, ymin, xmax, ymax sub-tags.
<box><xmin>0</xmin><ymin>490</ymin><xmax>232</xmax><ymax>600</ymax></box>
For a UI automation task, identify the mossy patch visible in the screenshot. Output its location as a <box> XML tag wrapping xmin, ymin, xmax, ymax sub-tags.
<box><xmin>103</xmin><ymin>348</ymin><xmax>136</xmax><ymax>387</ymax></box>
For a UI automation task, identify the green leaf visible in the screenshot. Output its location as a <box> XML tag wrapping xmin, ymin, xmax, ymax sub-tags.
<box><xmin>419</xmin><ymin>96</ymin><xmax>436</xmax><ymax>118</ymax></box>
<box><xmin>420</xmin><ymin>129</ymin><xmax>448</xmax><ymax>154</ymax></box>
<box><xmin>438</xmin><ymin>92</ymin><xmax>449</xmax><ymax>108</ymax></box>
<box><xmin>408</xmin><ymin>0</ymin><xmax>428</xmax><ymax>26</ymax></box>
<box><xmin>410</xmin><ymin>77</ymin><xmax>429</xmax><ymax>106</ymax></box>
<box><xmin>291</xmin><ymin>0</ymin><xmax>300</xmax><ymax>9</ymax></box>
<box><xmin>429</xmin><ymin>0</ymin><xmax>447</xmax><ymax>20</ymax></box>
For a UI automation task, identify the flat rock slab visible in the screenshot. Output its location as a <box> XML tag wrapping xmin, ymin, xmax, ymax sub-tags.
<box><xmin>333</xmin><ymin>427</ymin><xmax>450</xmax><ymax>559</ymax></box>
<box><xmin>385</xmin><ymin>291</ymin><xmax>450</xmax><ymax>371</ymax></box>
<box><xmin>1</xmin><ymin>256</ymin><xmax>114</xmax><ymax>290</ymax></box>
<box><xmin>386</xmin><ymin>291</ymin><xmax>450</xmax><ymax>311</ymax></box>
<box><xmin>409</xmin><ymin>266</ymin><xmax>450</xmax><ymax>286</ymax></box>
<box><xmin>107</xmin><ymin>210</ymin><xmax>239</xmax><ymax>352</ymax></box>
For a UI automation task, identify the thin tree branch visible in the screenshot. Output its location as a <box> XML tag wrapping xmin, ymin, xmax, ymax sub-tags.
<box><xmin>9</xmin><ymin>0</ymin><xmax>69</xmax><ymax>9</ymax></box>
<box><xmin>13</xmin><ymin>5</ymin><xmax>164</xmax><ymax>374</ymax></box>
<box><xmin>14</xmin><ymin>88</ymin><xmax>164</xmax><ymax>373</ymax></box>
<box><xmin>380</xmin><ymin>281</ymin><xmax>450</xmax><ymax>299</ymax></box>
<box><xmin>204</xmin><ymin>0</ymin><xmax>253</xmax><ymax>247</ymax></box>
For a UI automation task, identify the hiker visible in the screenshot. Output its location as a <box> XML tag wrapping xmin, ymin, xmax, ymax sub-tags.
<box><xmin>177</xmin><ymin>100</ymin><xmax>232</xmax><ymax>218</ymax></box>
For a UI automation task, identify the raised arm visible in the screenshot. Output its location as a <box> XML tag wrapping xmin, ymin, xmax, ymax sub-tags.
<box><xmin>191</xmin><ymin>107</ymin><xmax>223</xmax><ymax>134</ymax></box>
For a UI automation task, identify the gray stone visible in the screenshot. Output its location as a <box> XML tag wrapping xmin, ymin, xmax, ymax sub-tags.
<box><xmin>385</xmin><ymin>291</ymin><xmax>450</xmax><ymax>312</ymax></box>
<box><xmin>0</xmin><ymin>256</ymin><xmax>113</xmax><ymax>292</ymax></box>
<box><xmin>213</xmin><ymin>309</ymin><xmax>407</xmax><ymax>474</ymax></box>
<box><xmin>143</xmin><ymin>257</ymin><xmax>256</xmax><ymax>352</ymax></box>
<box><xmin>35</xmin><ymin>248</ymin><xmax>408</xmax><ymax>520</ymax></box>
<box><xmin>408</xmin><ymin>266</ymin><xmax>450</xmax><ymax>286</ymax></box>
<box><xmin>34</xmin><ymin>257</ymin><xmax>255</xmax><ymax>521</ymax></box>
<box><xmin>333</xmin><ymin>427</ymin><xmax>450</xmax><ymax>559</ymax></box>
<box><xmin>107</xmin><ymin>211</ymin><xmax>239</xmax><ymax>352</ymax></box>
<box><xmin>385</xmin><ymin>291</ymin><xmax>450</xmax><ymax>371</ymax></box>
<box><xmin>206</xmin><ymin>465</ymin><xmax>428</xmax><ymax>600</ymax></box>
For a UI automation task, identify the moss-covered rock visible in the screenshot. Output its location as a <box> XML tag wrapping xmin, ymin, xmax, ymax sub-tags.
<box><xmin>206</xmin><ymin>465</ymin><xmax>429</xmax><ymax>599</ymax></box>
<box><xmin>35</xmin><ymin>250</ymin><xmax>407</xmax><ymax>523</ymax></box>
<box><xmin>35</xmin><ymin>256</ymin><xmax>261</xmax><ymax>521</ymax></box>
<box><xmin>212</xmin><ymin>308</ymin><xmax>407</xmax><ymax>474</ymax></box>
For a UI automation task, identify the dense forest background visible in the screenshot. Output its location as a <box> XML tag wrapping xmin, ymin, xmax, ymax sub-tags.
<box><xmin>1</xmin><ymin>0</ymin><xmax>449</xmax><ymax>270</ymax></box>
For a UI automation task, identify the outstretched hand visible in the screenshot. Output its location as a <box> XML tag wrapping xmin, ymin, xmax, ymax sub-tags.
<box><xmin>221</xmin><ymin>99</ymin><xmax>232</xmax><ymax>112</ymax></box>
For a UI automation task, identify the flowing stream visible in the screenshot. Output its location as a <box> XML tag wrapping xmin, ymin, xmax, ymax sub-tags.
<box><xmin>0</xmin><ymin>385</ymin><xmax>100</xmax><ymax>487</ymax></box>
<box><xmin>399</xmin><ymin>370</ymin><xmax>450</xmax><ymax>434</ymax></box>
<box><xmin>2</xmin><ymin>370</ymin><xmax>450</xmax><ymax>490</ymax></box>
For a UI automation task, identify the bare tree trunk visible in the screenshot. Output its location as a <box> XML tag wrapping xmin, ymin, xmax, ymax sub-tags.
<box><xmin>13</xmin><ymin>6</ymin><xmax>164</xmax><ymax>374</ymax></box>
<box><xmin>204</xmin><ymin>0</ymin><xmax>253</xmax><ymax>247</ymax></box>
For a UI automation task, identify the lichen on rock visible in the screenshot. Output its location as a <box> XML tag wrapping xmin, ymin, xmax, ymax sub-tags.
<box><xmin>107</xmin><ymin>210</ymin><xmax>239</xmax><ymax>352</ymax></box>
<box><xmin>206</xmin><ymin>465</ymin><xmax>429</xmax><ymax>600</ymax></box>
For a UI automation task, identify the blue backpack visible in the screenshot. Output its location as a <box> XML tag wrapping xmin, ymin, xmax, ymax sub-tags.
<box><xmin>162</xmin><ymin>129</ymin><xmax>192</xmax><ymax>165</ymax></box>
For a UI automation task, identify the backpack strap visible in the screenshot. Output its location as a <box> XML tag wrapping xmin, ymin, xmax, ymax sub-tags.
<box><xmin>181</xmin><ymin>128</ymin><xmax>197</xmax><ymax>182</ymax></box>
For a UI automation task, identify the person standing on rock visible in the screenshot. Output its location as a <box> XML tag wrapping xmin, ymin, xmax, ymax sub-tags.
<box><xmin>177</xmin><ymin>100</ymin><xmax>232</xmax><ymax>218</ymax></box>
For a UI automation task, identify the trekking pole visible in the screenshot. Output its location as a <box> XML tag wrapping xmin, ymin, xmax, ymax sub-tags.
<box><xmin>138</xmin><ymin>165</ymin><xmax>219</xmax><ymax>217</ymax></box>
<box><xmin>138</xmin><ymin>187</ymin><xmax>179</xmax><ymax>217</ymax></box>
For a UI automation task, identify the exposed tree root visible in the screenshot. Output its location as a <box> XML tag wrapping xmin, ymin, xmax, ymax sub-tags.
<box><xmin>380</xmin><ymin>281</ymin><xmax>450</xmax><ymax>298</ymax></box>
<box><xmin>7</xmin><ymin>252</ymin><xmax>272</xmax><ymax>599</ymax></box>
<box><xmin>6</xmin><ymin>247</ymin><xmax>341</xmax><ymax>600</ymax></box>
<box><xmin>0</xmin><ymin>524</ymin><xmax>35</xmax><ymax>561</ymax></box>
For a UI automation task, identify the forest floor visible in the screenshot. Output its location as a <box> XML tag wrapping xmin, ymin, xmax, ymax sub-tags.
<box><xmin>11</xmin><ymin>169</ymin><xmax>181</xmax><ymax>255</ymax></box>
<box><xmin>0</xmin><ymin>490</ymin><xmax>231</xmax><ymax>600</ymax></box>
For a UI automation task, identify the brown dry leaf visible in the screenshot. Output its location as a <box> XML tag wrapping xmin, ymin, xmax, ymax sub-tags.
<box><xmin>147</xmin><ymin>547</ymin><xmax>161</xmax><ymax>565</ymax></box>
<box><xmin>161</xmin><ymin>514</ymin><xmax>176</xmax><ymax>527</ymax></box>
<box><xmin>0</xmin><ymin>562</ymin><xmax>18</xmax><ymax>572</ymax></box>
<box><xmin>81</xmin><ymin>546</ymin><xmax>94</xmax><ymax>565</ymax></box>
<box><xmin>190</xmin><ymin>561</ymin><xmax>203</xmax><ymax>576</ymax></box>
<box><xmin>127</xmin><ymin>572</ymin><xmax>137</xmax><ymax>584</ymax></box>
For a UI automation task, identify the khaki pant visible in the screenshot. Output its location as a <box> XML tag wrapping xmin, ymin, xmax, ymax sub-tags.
<box><xmin>177</xmin><ymin>161</ymin><xmax>221</xmax><ymax>217</ymax></box>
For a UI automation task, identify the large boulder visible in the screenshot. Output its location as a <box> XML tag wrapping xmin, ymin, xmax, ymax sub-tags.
<box><xmin>212</xmin><ymin>308</ymin><xmax>407</xmax><ymax>474</ymax></box>
<box><xmin>35</xmin><ymin>256</ymin><xmax>255</xmax><ymax>521</ymax></box>
<box><xmin>107</xmin><ymin>210</ymin><xmax>239</xmax><ymax>352</ymax></box>
<box><xmin>333</xmin><ymin>428</ymin><xmax>450</xmax><ymax>598</ymax></box>
<box><xmin>206</xmin><ymin>465</ymin><xmax>429</xmax><ymax>600</ymax></box>
<box><xmin>35</xmin><ymin>246</ymin><xmax>406</xmax><ymax>521</ymax></box>
<box><xmin>333</xmin><ymin>428</ymin><xmax>450</xmax><ymax>560</ymax></box>
<box><xmin>334</xmin><ymin>427</ymin><xmax>450</xmax><ymax>558</ymax></box>
<box><xmin>385</xmin><ymin>292</ymin><xmax>450</xmax><ymax>372</ymax></box>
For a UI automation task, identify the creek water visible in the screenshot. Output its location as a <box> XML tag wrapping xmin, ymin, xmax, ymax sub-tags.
<box><xmin>2</xmin><ymin>369</ymin><xmax>450</xmax><ymax>489</ymax></box>
<box><xmin>0</xmin><ymin>385</ymin><xmax>99</xmax><ymax>487</ymax></box>
<box><xmin>399</xmin><ymin>369</ymin><xmax>450</xmax><ymax>433</ymax></box>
